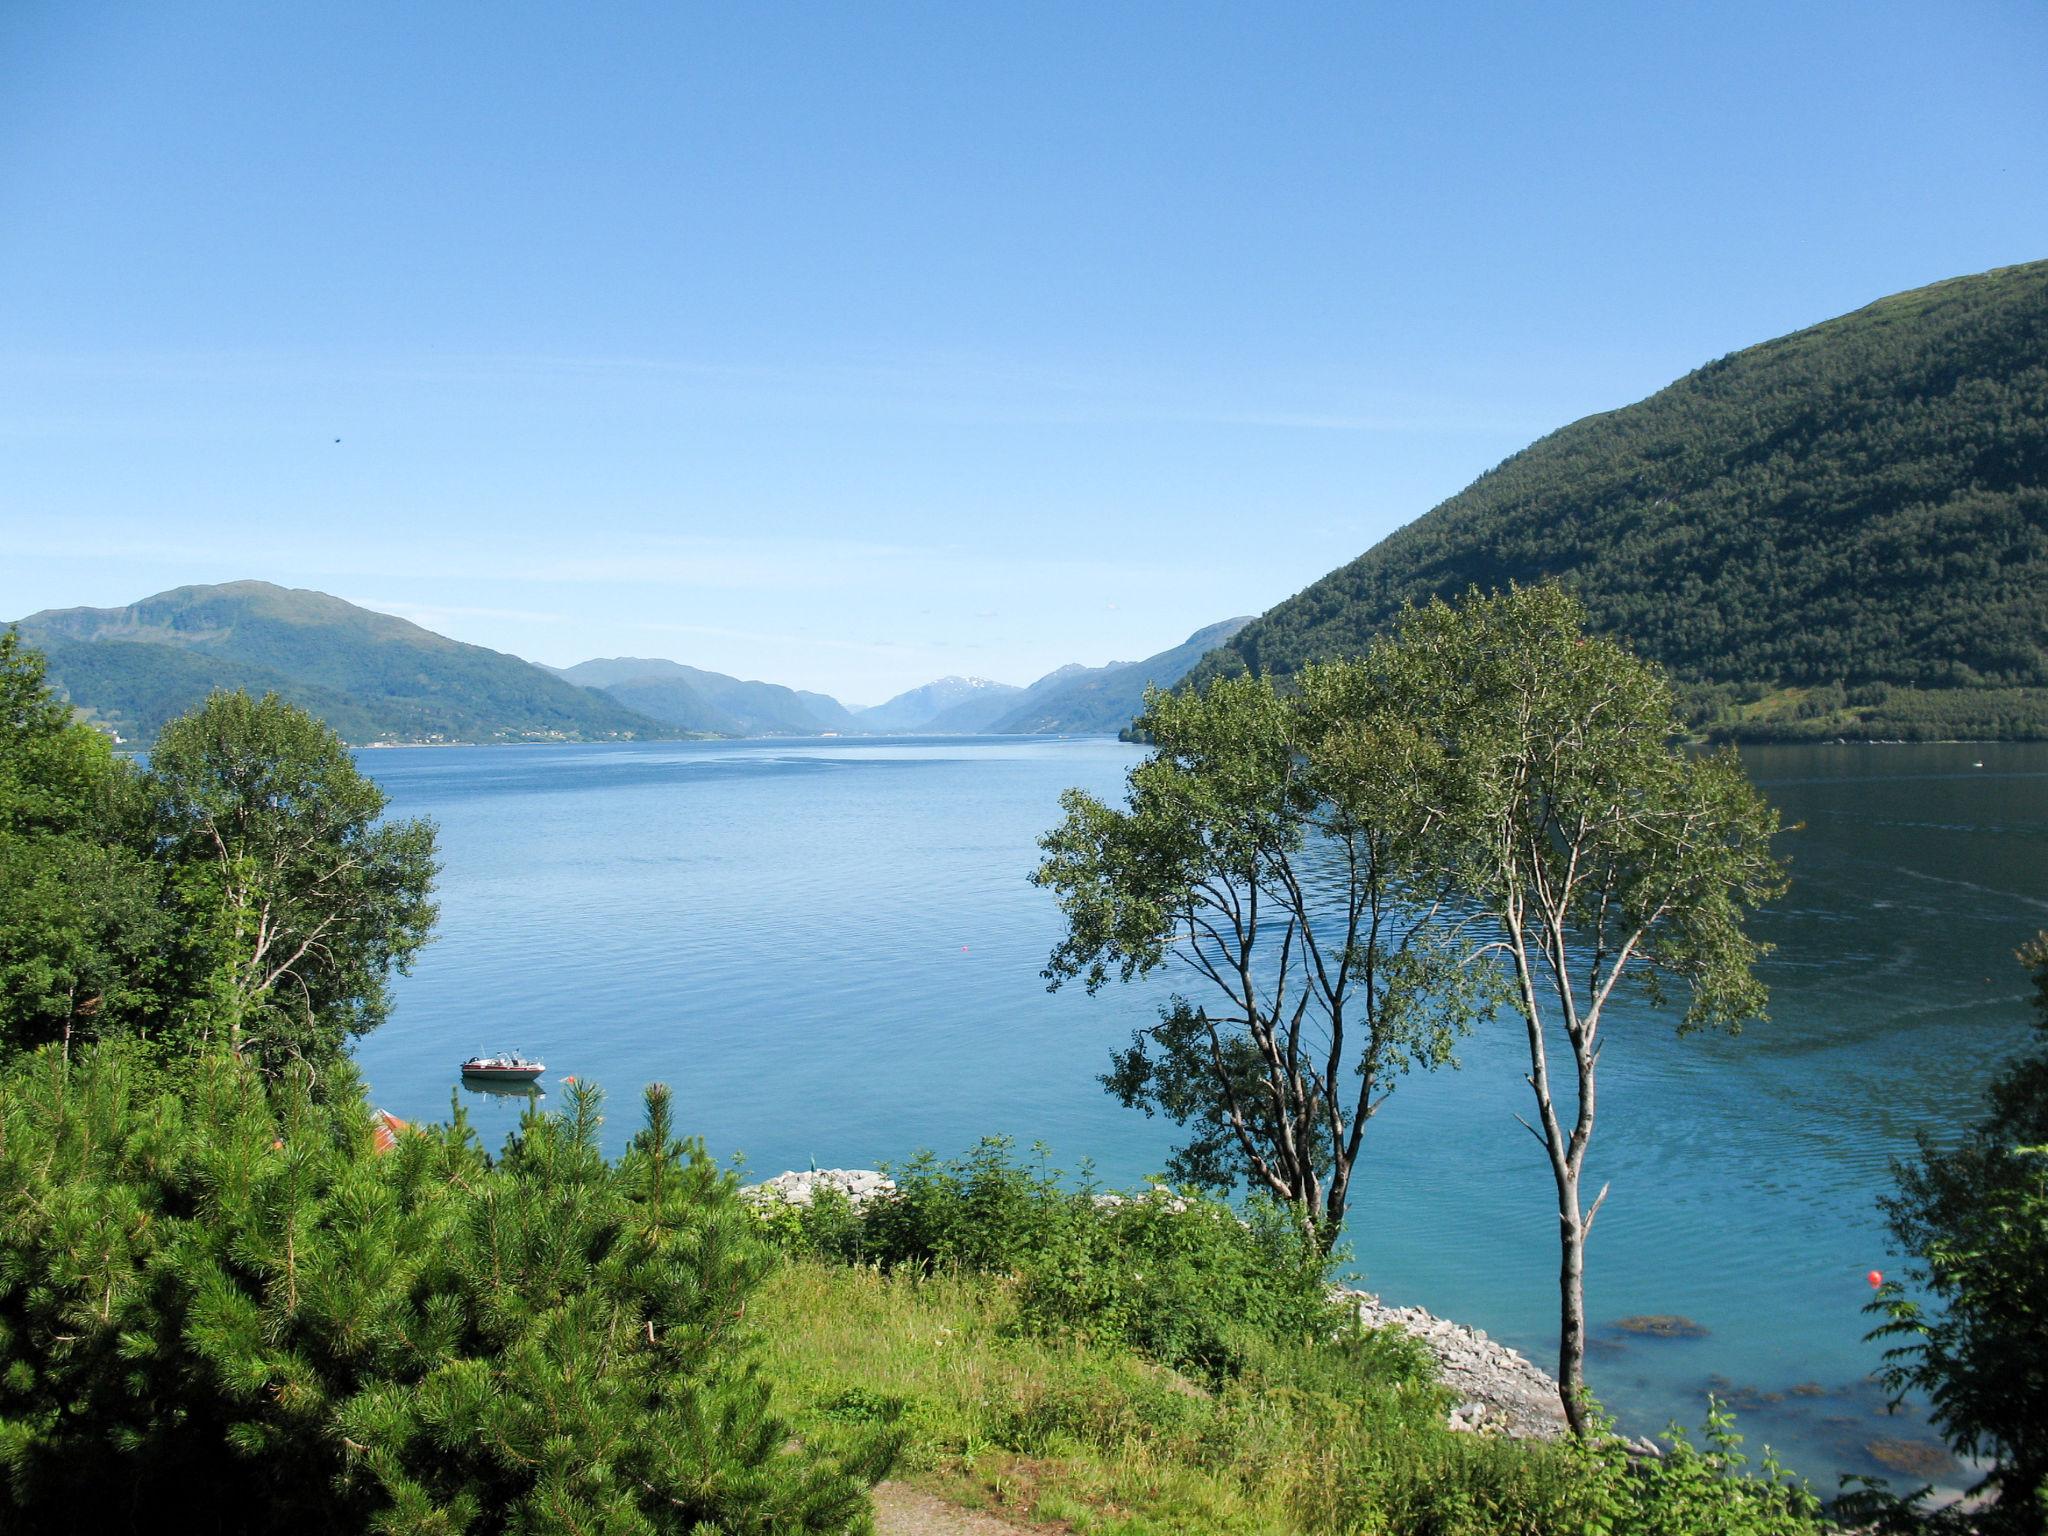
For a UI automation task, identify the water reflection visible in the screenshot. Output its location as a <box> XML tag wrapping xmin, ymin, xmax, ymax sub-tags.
<box><xmin>459</xmin><ymin>1076</ymin><xmax>547</xmax><ymax>1101</ymax></box>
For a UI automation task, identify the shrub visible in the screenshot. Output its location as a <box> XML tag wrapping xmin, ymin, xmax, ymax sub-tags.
<box><xmin>756</xmin><ymin>1136</ymin><xmax>1337</xmax><ymax>1383</ymax></box>
<box><xmin>1566</xmin><ymin>1398</ymin><xmax>1824</xmax><ymax>1536</ymax></box>
<box><xmin>1860</xmin><ymin>934</ymin><xmax>2048</xmax><ymax>1532</ymax></box>
<box><xmin>859</xmin><ymin>1136</ymin><xmax>1072</xmax><ymax>1273</ymax></box>
<box><xmin>0</xmin><ymin>1043</ymin><xmax>883</xmax><ymax>1534</ymax></box>
<box><xmin>1014</xmin><ymin>1185</ymin><xmax>1335</xmax><ymax>1381</ymax></box>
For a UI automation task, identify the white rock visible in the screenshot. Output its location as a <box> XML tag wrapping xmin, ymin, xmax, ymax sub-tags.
<box><xmin>1333</xmin><ymin>1286</ymin><xmax>1571</xmax><ymax>1443</ymax></box>
<box><xmin>741</xmin><ymin>1168</ymin><xmax>897</xmax><ymax>1209</ymax></box>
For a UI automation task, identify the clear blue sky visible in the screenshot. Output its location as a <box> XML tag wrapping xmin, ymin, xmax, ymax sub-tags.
<box><xmin>3</xmin><ymin>2</ymin><xmax>2043</xmax><ymax>703</ymax></box>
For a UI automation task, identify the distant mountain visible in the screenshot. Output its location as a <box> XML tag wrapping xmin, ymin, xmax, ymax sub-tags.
<box><xmin>1190</xmin><ymin>259</ymin><xmax>2048</xmax><ymax>741</ymax></box>
<box><xmin>13</xmin><ymin>582</ymin><xmax>672</xmax><ymax>746</ymax></box>
<box><xmin>858</xmin><ymin>677</ymin><xmax>1021</xmax><ymax>733</ymax></box>
<box><xmin>552</xmin><ymin>658</ymin><xmax>855</xmax><ymax>736</ymax></box>
<box><xmin>582</xmin><ymin>672</ymin><xmax>744</xmax><ymax>736</ymax></box>
<box><xmin>793</xmin><ymin>690</ymin><xmax>862</xmax><ymax>733</ymax></box>
<box><xmin>989</xmin><ymin>618</ymin><xmax>1255</xmax><ymax>734</ymax></box>
<box><xmin>921</xmin><ymin>681</ymin><xmax>1041</xmax><ymax>733</ymax></box>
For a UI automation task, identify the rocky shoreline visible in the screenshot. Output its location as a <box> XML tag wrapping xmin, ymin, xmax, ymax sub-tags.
<box><xmin>1333</xmin><ymin>1288</ymin><xmax>1575</xmax><ymax>1443</ymax></box>
<box><xmin>744</xmin><ymin>1167</ymin><xmax>897</xmax><ymax>1208</ymax></box>
<box><xmin>744</xmin><ymin>1169</ymin><xmax>1590</xmax><ymax>1445</ymax></box>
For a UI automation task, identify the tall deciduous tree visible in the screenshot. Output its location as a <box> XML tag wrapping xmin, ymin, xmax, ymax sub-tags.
<box><xmin>1034</xmin><ymin>662</ymin><xmax>1493</xmax><ymax>1249</ymax></box>
<box><xmin>1866</xmin><ymin>935</ymin><xmax>2048</xmax><ymax>1531</ymax></box>
<box><xmin>1385</xmin><ymin>586</ymin><xmax>1786</xmax><ymax>1434</ymax></box>
<box><xmin>145</xmin><ymin>691</ymin><xmax>439</xmax><ymax>1075</ymax></box>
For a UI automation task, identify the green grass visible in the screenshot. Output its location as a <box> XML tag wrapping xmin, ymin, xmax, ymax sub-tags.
<box><xmin>1690</xmin><ymin>683</ymin><xmax>2048</xmax><ymax>742</ymax></box>
<box><xmin>755</xmin><ymin>1259</ymin><xmax>1608</xmax><ymax>1535</ymax></box>
<box><xmin>749</xmin><ymin>1140</ymin><xmax>1832</xmax><ymax>1534</ymax></box>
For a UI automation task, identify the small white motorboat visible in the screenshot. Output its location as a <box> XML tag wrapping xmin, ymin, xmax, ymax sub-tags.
<box><xmin>460</xmin><ymin>1053</ymin><xmax>545</xmax><ymax>1084</ymax></box>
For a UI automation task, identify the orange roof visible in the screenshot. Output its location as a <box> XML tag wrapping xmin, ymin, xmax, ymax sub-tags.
<box><xmin>370</xmin><ymin>1109</ymin><xmax>408</xmax><ymax>1155</ymax></box>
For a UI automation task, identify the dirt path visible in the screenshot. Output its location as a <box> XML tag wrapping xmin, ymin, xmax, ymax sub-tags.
<box><xmin>870</xmin><ymin>1482</ymin><xmax>1046</xmax><ymax>1535</ymax></box>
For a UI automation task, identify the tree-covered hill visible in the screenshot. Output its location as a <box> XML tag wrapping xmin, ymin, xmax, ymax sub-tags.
<box><xmin>14</xmin><ymin>581</ymin><xmax>674</xmax><ymax>745</ymax></box>
<box><xmin>1192</xmin><ymin>260</ymin><xmax>2048</xmax><ymax>740</ymax></box>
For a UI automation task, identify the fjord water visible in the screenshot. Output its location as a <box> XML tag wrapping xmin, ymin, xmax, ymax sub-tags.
<box><xmin>354</xmin><ymin>737</ymin><xmax>2048</xmax><ymax>1488</ymax></box>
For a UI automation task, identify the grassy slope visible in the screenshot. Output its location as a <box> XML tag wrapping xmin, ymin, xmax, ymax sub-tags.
<box><xmin>758</xmin><ymin>1261</ymin><xmax>1598</xmax><ymax>1536</ymax></box>
<box><xmin>18</xmin><ymin>581</ymin><xmax>672</xmax><ymax>745</ymax></box>
<box><xmin>1192</xmin><ymin>261</ymin><xmax>2048</xmax><ymax>740</ymax></box>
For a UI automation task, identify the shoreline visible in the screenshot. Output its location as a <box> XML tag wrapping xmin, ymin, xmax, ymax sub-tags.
<box><xmin>1334</xmin><ymin>1288</ymin><xmax>1576</xmax><ymax>1443</ymax></box>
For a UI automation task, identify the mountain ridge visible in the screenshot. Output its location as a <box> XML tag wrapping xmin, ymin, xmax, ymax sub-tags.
<box><xmin>14</xmin><ymin>582</ymin><xmax>1255</xmax><ymax>745</ymax></box>
<box><xmin>550</xmin><ymin>657</ymin><xmax>850</xmax><ymax>736</ymax></box>
<box><xmin>857</xmin><ymin>676</ymin><xmax>1023</xmax><ymax>733</ymax></box>
<box><xmin>1189</xmin><ymin>260</ymin><xmax>2048</xmax><ymax>740</ymax></box>
<box><xmin>14</xmin><ymin>582</ymin><xmax>674</xmax><ymax>745</ymax></box>
<box><xmin>995</xmin><ymin>617</ymin><xmax>1254</xmax><ymax>734</ymax></box>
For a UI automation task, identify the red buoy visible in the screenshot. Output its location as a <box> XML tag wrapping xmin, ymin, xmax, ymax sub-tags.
<box><xmin>1867</xmin><ymin>1270</ymin><xmax>1884</xmax><ymax>1288</ymax></box>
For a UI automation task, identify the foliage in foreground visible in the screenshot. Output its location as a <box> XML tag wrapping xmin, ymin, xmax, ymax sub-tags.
<box><xmin>0</xmin><ymin>636</ymin><xmax>438</xmax><ymax>1078</ymax></box>
<box><xmin>757</xmin><ymin>1255</ymin><xmax>1826</xmax><ymax>1536</ymax></box>
<box><xmin>754</xmin><ymin>1137</ymin><xmax>1825</xmax><ymax>1533</ymax></box>
<box><xmin>755</xmin><ymin>1136</ymin><xmax>1336</xmax><ymax>1384</ymax></box>
<box><xmin>0</xmin><ymin>1043</ymin><xmax>881</xmax><ymax>1535</ymax></box>
<box><xmin>1859</xmin><ymin>934</ymin><xmax>2048</xmax><ymax>1534</ymax></box>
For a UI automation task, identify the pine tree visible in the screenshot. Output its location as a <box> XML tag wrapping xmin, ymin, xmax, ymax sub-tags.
<box><xmin>0</xmin><ymin>1043</ymin><xmax>885</xmax><ymax>1534</ymax></box>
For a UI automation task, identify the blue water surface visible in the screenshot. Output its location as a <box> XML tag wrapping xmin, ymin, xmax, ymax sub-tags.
<box><xmin>352</xmin><ymin>736</ymin><xmax>2048</xmax><ymax>1492</ymax></box>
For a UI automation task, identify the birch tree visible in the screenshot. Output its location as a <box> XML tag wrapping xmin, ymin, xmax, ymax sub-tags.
<box><xmin>146</xmin><ymin>691</ymin><xmax>438</xmax><ymax>1075</ymax></box>
<box><xmin>1384</xmin><ymin>585</ymin><xmax>1786</xmax><ymax>1434</ymax></box>
<box><xmin>1033</xmin><ymin>662</ymin><xmax>1493</xmax><ymax>1250</ymax></box>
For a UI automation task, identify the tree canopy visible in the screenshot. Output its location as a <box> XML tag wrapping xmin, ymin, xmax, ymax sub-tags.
<box><xmin>1376</xmin><ymin>585</ymin><xmax>1786</xmax><ymax>1431</ymax></box>
<box><xmin>1034</xmin><ymin>661</ymin><xmax>1494</xmax><ymax>1247</ymax></box>
<box><xmin>144</xmin><ymin>690</ymin><xmax>439</xmax><ymax>1072</ymax></box>
<box><xmin>0</xmin><ymin>632</ymin><xmax>168</xmax><ymax>1055</ymax></box>
<box><xmin>1054</xmin><ymin>586</ymin><xmax>1786</xmax><ymax>1427</ymax></box>
<box><xmin>0</xmin><ymin>635</ymin><xmax>437</xmax><ymax>1077</ymax></box>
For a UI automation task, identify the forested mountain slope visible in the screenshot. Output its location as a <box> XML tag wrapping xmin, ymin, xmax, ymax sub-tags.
<box><xmin>15</xmin><ymin>582</ymin><xmax>672</xmax><ymax>745</ymax></box>
<box><xmin>1192</xmin><ymin>261</ymin><xmax>2048</xmax><ymax>739</ymax></box>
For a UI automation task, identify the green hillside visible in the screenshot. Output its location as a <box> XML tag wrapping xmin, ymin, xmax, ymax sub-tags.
<box><xmin>15</xmin><ymin>582</ymin><xmax>676</xmax><ymax>746</ymax></box>
<box><xmin>1193</xmin><ymin>261</ymin><xmax>2048</xmax><ymax>740</ymax></box>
